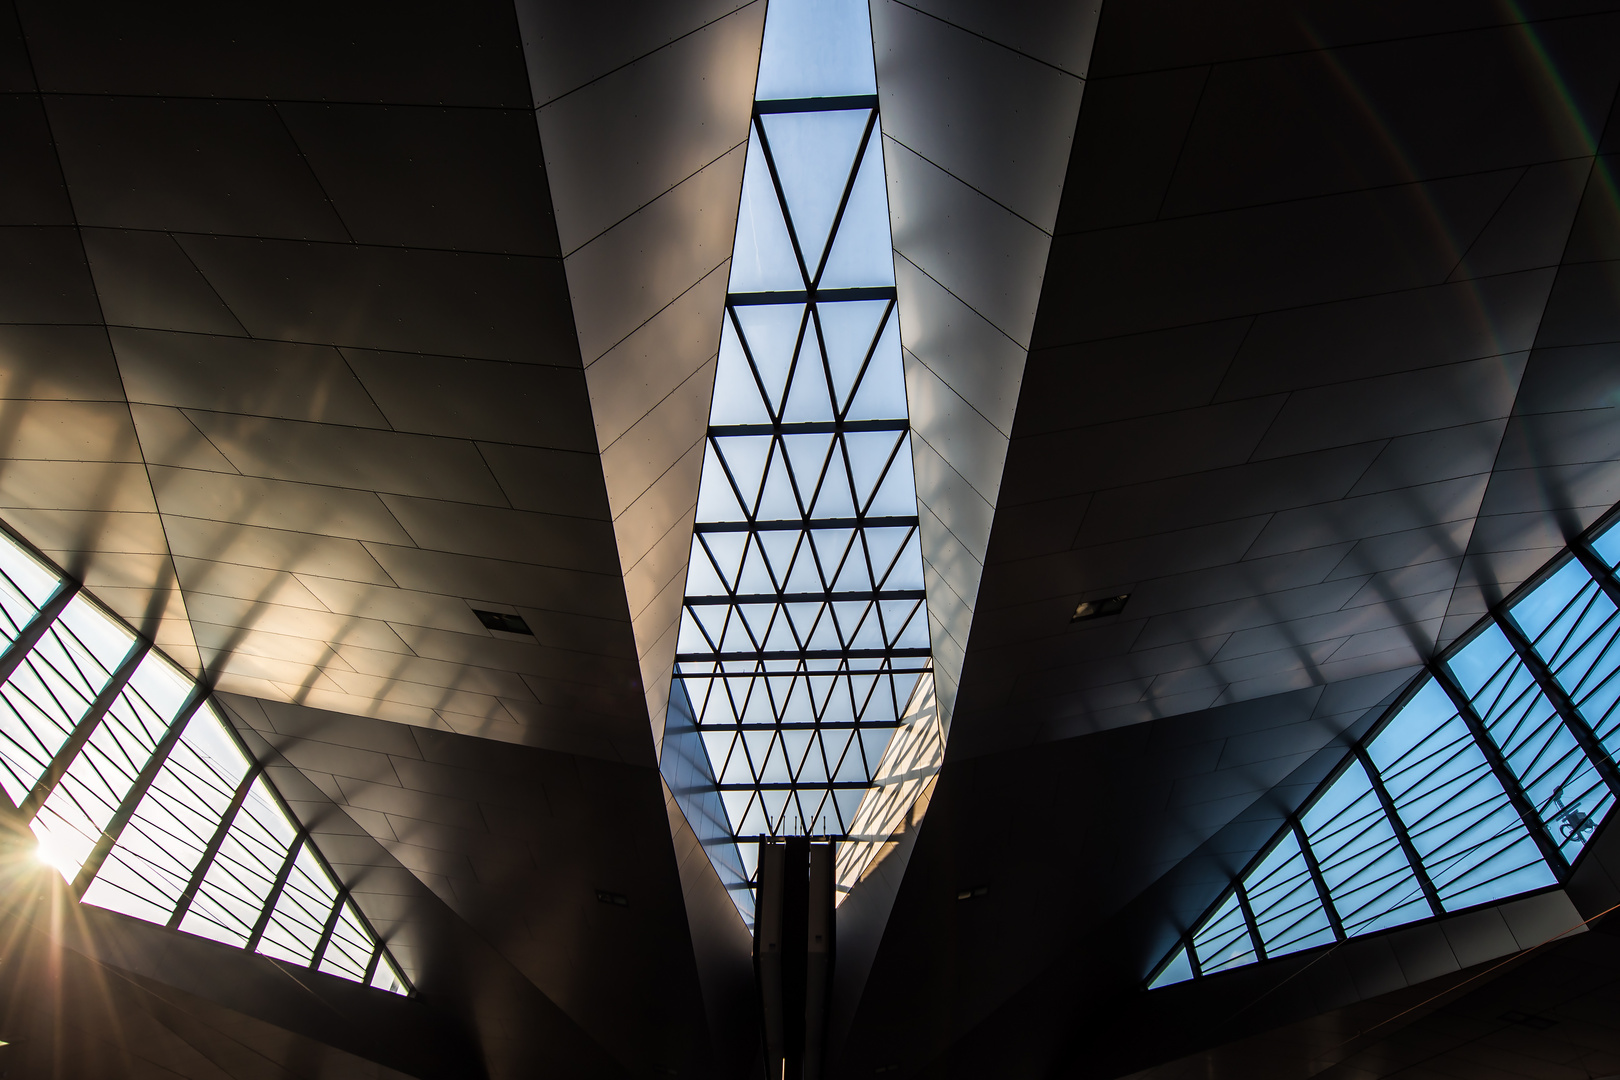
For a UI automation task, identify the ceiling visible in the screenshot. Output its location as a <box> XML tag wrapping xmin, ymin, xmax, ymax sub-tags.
<box><xmin>0</xmin><ymin>0</ymin><xmax>1619</xmax><ymax>1078</ymax></box>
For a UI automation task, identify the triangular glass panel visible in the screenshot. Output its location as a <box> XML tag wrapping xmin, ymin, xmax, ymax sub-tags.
<box><xmin>801</xmin><ymin>788</ymin><xmax>834</xmax><ymax>836</ymax></box>
<box><xmin>711</xmin><ymin>318</ymin><xmax>772</xmax><ymax>425</ymax></box>
<box><xmin>821</xmin><ymin>683</ymin><xmax>856</xmax><ymax>724</ymax></box>
<box><xmin>700</xmin><ymin>532</ymin><xmax>748</xmax><ymax>591</ymax></box>
<box><xmin>818</xmin><ymin>301</ymin><xmax>889</xmax><ymax>415</ymax></box>
<box><xmin>782</xmin><ymin>330</ymin><xmax>837</xmax><ymax>423</ymax></box>
<box><xmin>720</xmin><ymin>789</ymin><xmax>753</xmax><ymax>833</ymax></box>
<box><xmin>809</xmin><ymin>455</ymin><xmax>857</xmax><ymax>517</ymax></box>
<box><xmin>696</xmin><ymin>444</ymin><xmax>748</xmax><ymax>522</ymax></box>
<box><xmin>819</xmin><ymin>133</ymin><xmax>896</xmax><ymax>289</ymax></box>
<box><xmin>757</xmin><ymin>446</ymin><xmax>802</xmax><ymax>519</ymax></box>
<box><xmin>811</xmin><ymin>529</ymin><xmax>857</xmax><ymax>587</ymax></box>
<box><xmin>832</xmin><ymin>544</ymin><xmax>873</xmax><ymax>594</ymax></box>
<box><xmin>783</xmin><ymin>433</ymin><xmax>835</xmax><ymax>505</ymax></box>
<box><xmin>737</xmin><ymin>537</ymin><xmax>775</xmax><ymax>594</ymax></box>
<box><xmin>865</xmin><ymin>437</ymin><xmax>918</xmax><ymax>517</ymax></box>
<box><xmin>831</xmin><ymin>600</ymin><xmax>869</xmax><ymax>645</ymax></box>
<box><xmin>720</xmin><ymin>612</ymin><xmax>755</xmax><ymax>653</ymax></box>
<box><xmin>844</xmin><ymin>430</ymin><xmax>903</xmax><ymax>510</ymax></box>
<box><xmin>702</xmin><ymin>729</ymin><xmax>737</xmax><ymax>774</ymax></box>
<box><xmin>784</xmin><ymin>602</ymin><xmax>823</xmax><ymax>647</ymax></box>
<box><xmin>863</xmin><ymin>527</ymin><xmax>911</xmax><ymax>584</ymax></box>
<box><xmin>797</xmin><ymin>733</ymin><xmax>829</xmax><ymax>783</ymax></box>
<box><xmin>781</xmin><ymin>729</ymin><xmax>815</xmax><ymax>778</ymax></box>
<box><xmin>730</xmin><ymin>135</ymin><xmax>804</xmax><ymax>293</ymax></box>
<box><xmin>885</xmin><ymin>532</ymin><xmax>926</xmax><ymax>591</ymax></box>
<box><xmin>691</xmin><ymin>605</ymin><xmax>730</xmax><ymax>648</ymax></box>
<box><xmin>759</xmin><ymin>109</ymin><xmax>870</xmax><ymax>274</ymax></box>
<box><xmin>758</xmin><ymin>530</ymin><xmax>802</xmax><ymax>586</ymax></box>
<box><xmin>763</xmin><ymin>611</ymin><xmax>798</xmax><ymax>653</ymax></box>
<box><xmin>685</xmin><ymin>536</ymin><xmax>729</xmax><ymax>597</ymax></box>
<box><xmin>737</xmin><ymin>603</ymin><xmax>776</xmax><ymax>646</ymax></box>
<box><xmin>1149</xmin><ymin>947</ymin><xmax>1195</xmax><ymax>989</ymax></box>
<box><xmin>738</xmin><ymin>794</ymin><xmax>770</xmax><ymax>837</ymax></box>
<box><xmin>733</xmin><ymin>304</ymin><xmax>806</xmax><ymax>416</ymax></box>
<box><xmin>714</xmin><ymin>435</ymin><xmax>772</xmax><ymax>515</ymax></box>
<box><xmin>846</xmin><ymin>314</ymin><xmax>907</xmax><ymax>421</ymax></box>
<box><xmin>760</xmin><ymin>736</ymin><xmax>792</xmax><ymax>783</ymax></box>
<box><xmin>720</xmin><ymin>736</ymin><xmax>755</xmax><ymax>785</ymax></box>
<box><xmin>761</xmin><ymin>789</ymin><xmax>793</xmax><ymax>832</ymax></box>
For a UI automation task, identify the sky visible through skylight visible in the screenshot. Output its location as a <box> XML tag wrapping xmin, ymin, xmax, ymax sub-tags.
<box><xmin>665</xmin><ymin>0</ymin><xmax>932</xmax><ymax>917</ymax></box>
<box><xmin>1150</xmin><ymin>515</ymin><xmax>1620</xmax><ymax>988</ymax></box>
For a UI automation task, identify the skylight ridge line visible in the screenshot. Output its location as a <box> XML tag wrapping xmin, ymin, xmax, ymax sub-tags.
<box><xmin>687</xmin><ymin>589</ymin><xmax>927</xmax><ymax>604</ymax></box>
<box><xmin>695</xmin><ymin>515</ymin><xmax>917</xmax><ymax>532</ymax></box>
<box><xmin>709</xmin><ymin>418</ymin><xmax>909</xmax><ymax>435</ymax></box>
<box><xmin>754</xmin><ymin>95</ymin><xmax>879</xmax><ymax>113</ymax></box>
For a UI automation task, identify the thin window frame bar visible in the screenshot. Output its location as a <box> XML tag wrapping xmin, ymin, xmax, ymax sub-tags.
<box><xmin>245</xmin><ymin>831</ymin><xmax>305</xmax><ymax>952</ymax></box>
<box><xmin>1495</xmin><ymin>610</ymin><xmax>1620</xmax><ymax>796</ymax></box>
<box><xmin>1291</xmin><ymin>815</ymin><xmax>1347</xmax><ymax>942</ymax></box>
<box><xmin>1351</xmin><ymin>744</ymin><xmax>1445</xmax><ymax>916</ymax></box>
<box><xmin>71</xmin><ymin>681</ymin><xmax>211</xmax><ymax>898</ymax></box>
<box><xmin>0</xmin><ymin>577</ymin><xmax>80</xmax><ymax>689</ymax></box>
<box><xmin>167</xmin><ymin>761</ymin><xmax>263</xmax><ymax>929</ymax></box>
<box><xmin>1233</xmin><ymin>881</ymin><xmax>1268</xmax><ymax>963</ymax></box>
<box><xmin>18</xmin><ymin>636</ymin><xmax>150</xmax><ymax>819</ymax></box>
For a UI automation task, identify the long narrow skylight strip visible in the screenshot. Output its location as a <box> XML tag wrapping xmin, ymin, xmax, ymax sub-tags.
<box><xmin>0</xmin><ymin>521</ymin><xmax>407</xmax><ymax>994</ymax></box>
<box><xmin>665</xmin><ymin>0</ymin><xmax>933</xmax><ymax>916</ymax></box>
<box><xmin>1149</xmin><ymin>513</ymin><xmax>1620</xmax><ymax>989</ymax></box>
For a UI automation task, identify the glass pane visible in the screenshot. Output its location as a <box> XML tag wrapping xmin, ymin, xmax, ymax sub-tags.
<box><xmin>1300</xmin><ymin>759</ymin><xmax>1431</xmax><ymax>936</ymax></box>
<box><xmin>1191</xmin><ymin>892</ymin><xmax>1256</xmax><ymax>973</ymax></box>
<box><xmin>32</xmin><ymin>643</ymin><xmax>162</xmax><ymax>880</ymax></box>
<box><xmin>1367</xmin><ymin>680</ymin><xmax>1556</xmax><ymax>911</ymax></box>
<box><xmin>0</xmin><ymin>529</ymin><xmax>59</xmax><ymax>644</ymax></box>
<box><xmin>1592</xmin><ymin>521</ymin><xmax>1620</xmax><ymax>570</ymax></box>
<box><xmin>1520</xmin><ymin>559</ymin><xmax>1620</xmax><ymax>771</ymax></box>
<box><xmin>0</xmin><ymin>604</ymin><xmax>118</xmax><ymax>807</ymax></box>
<box><xmin>257</xmin><ymin>844</ymin><xmax>338</xmax><ymax>966</ymax></box>
<box><xmin>755</xmin><ymin>0</ymin><xmax>877</xmax><ymax>100</ymax></box>
<box><xmin>1149</xmin><ymin>946</ymin><xmax>1194</xmax><ymax>989</ymax></box>
<box><xmin>1243</xmin><ymin>829</ymin><xmax>1336</xmax><ymax>957</ymax></box>
<box><xmin>1448</xmin><ymin>624</ymin><xmax>1612</xmax><ymax>861</ymax></box>
<box><xmin>179</xmin><ymin>777</ymin><xmax>296</xmax><ymax>947</ymax></box>
<box><xmin>319</xmin><ymin>899</ymin><xmax>376</xmax><ymax>982</ymax></box>
<box><xmin>369</xmin><ymin>951</ymin><xmax>407</xmax><ymax>995</ymax></box>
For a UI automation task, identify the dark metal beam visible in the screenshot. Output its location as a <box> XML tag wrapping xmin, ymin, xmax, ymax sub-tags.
<box><xmin>1353</xmin><ymin>745</ymin><xmax>1445</xmax><ymax>916</ymax></box>
<box><xmin>19</xmin><ymin>637</ymin><xmax>150</xmax><ymax>819</ymax></box>
<box><xmin>0</xmin><ymin>578</ymin><xmax>79</xmax><ymax>687</ymax></box>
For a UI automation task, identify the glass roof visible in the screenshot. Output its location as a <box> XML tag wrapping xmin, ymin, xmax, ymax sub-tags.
<box><xmin>662</xmin><ymin>0</ymin><xmax>933</xmax><ymax>919</ymax></box>
<box><xmin>1149</xmin><ymin>511</ymin><xmax>1620</xmax><ymax>988</ymax></box>
<box><xmin>0</xmin><ymin>522</ymin><xmax>408</xmax><ymax>995</ymax></box>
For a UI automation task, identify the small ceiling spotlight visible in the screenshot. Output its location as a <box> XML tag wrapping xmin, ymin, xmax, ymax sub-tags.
<box><xmin>1071</xmin><ymin>594</ymin><xmax>1129</xmax><ymax>622</ymax></box>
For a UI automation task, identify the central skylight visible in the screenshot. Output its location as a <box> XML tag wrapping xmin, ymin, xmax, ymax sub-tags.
<box><xmin>664</xmin><ymin>0</ymin><xmax>932</xmax><ymax>918</ymax></box>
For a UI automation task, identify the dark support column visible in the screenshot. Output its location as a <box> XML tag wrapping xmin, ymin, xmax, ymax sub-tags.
<box><xmin>1354</xmin><ymin>745</ymin><xmax>1445</xmax><ymax>915</ymax></box>
<box><xmin>1292</xmin><ymin>817</ymin><xmax>1347</xmax><ymax>941</ymax></box>
<box><xmin>19</xmin><ymin>637</ymin><xmax>150</xmax><ymax>819</ymax></box>
<box><xmin>1430</xmin><ymin>662</ymin><xmax>1572</xmax><ymax>880</ymax></box>
<box><xmin>754</xmin><ymin>837</ymin><xmax>835</xmax><ymax>1080</ymax></box>
<box><xmin>311</xmin><ymin>890</ymin><xmax>349</xmax><ymax>970</ymax></box>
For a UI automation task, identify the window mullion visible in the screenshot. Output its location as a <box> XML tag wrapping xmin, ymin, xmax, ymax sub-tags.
<box><xmin>245</xmin><ymin>831</ymin><xmax>305</xmax><ymax>952</ymax></box>
<box><xmin>1428</xmin><ymin>661</ymin><xmax>1571</xmax><ymax>880</ymax></box>
<box><xmin>167</xmin><ymin>762</ymin><xmax>262</xmax><ymax>929</ymax></box>
<box><xmin>70</xmin><ymin>683</ymin><xmax>210</xmax><ymax>898</ymax></box>
<box><xmin>1290</xmin><ymin>816</ymin><xmax>1346</xmax><ymax>942</ymax></box>
<box><xmin>0</xmin><ymin>578</ymin><xmax>79</xmax><ymax>689</ymax></box>
<box><xmin>1495</xmin><ymin>611</ymin><xmax>1620</xmax><ymax>797</ymax></box>
<box><xmin>19</xmin><ymin>636</ymin><xmax>150</xmax><ymax>819</ymax></box>
<box><xmin>1233</xmin><ymin>881</ymin><xmax>1268</xmax><ymax>962</ymax></box>
<box><xmin>1571</xmin><ymin>540</ymin><xmax>1620</xmax><ymax>611</ymax></box>
<box><xmin>1352</xmin><ymin>744</ymin><xmax>1444</xmax><ymax>915</ymax></box>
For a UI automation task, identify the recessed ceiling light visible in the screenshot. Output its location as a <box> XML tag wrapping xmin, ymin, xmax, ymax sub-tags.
<box><xmin>596</xmin><ymin>889</ymin><xmax>628</xmax><ymax>907</ymax></box>
<box><xmin>1071</xmin><ymin>594</ymin><xmax>1129</xmax><ymax>622</ymax></box>
<box><xmin>473</xmin><ymin>609</ymin><xmax>532</xmax><ymax>635</ymax></box>
<box><xmin>955</xmin><ymin>885</ymin><xmax>989</xmax><ymax>900</ymax></box>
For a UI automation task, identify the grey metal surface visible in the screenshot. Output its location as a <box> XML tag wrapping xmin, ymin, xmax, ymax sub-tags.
<box><xmin>873</xmin><ymin>0</ymin><xmax>1101</xmax><ymax>729</ymax></box>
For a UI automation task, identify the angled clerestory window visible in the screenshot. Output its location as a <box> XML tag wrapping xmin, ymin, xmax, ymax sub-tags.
<box><xmin>1149</xmin><ymin>507</ymin><xmax>1620</xmax><ymax>988</ymax></box>
<box><xmin>662</xmin><ymin>0</ymin><xmax>933</xmax><ymax>920</ymax></box>
<box><xmin>0</xmin><ymin>522</ymin><xmax>408</xmax><ymax>995</ymax></box>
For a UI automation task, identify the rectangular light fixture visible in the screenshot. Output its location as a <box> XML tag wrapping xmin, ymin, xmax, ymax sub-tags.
<box><xmin>1072</xmin><ymin>594</ymin><xmax>1129</xmax><ymax>622</ymax></box>
<box><xmin>474</xmin><ymin>609</ymin><xmax>533</xmax><ymax>635</ymax></box>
